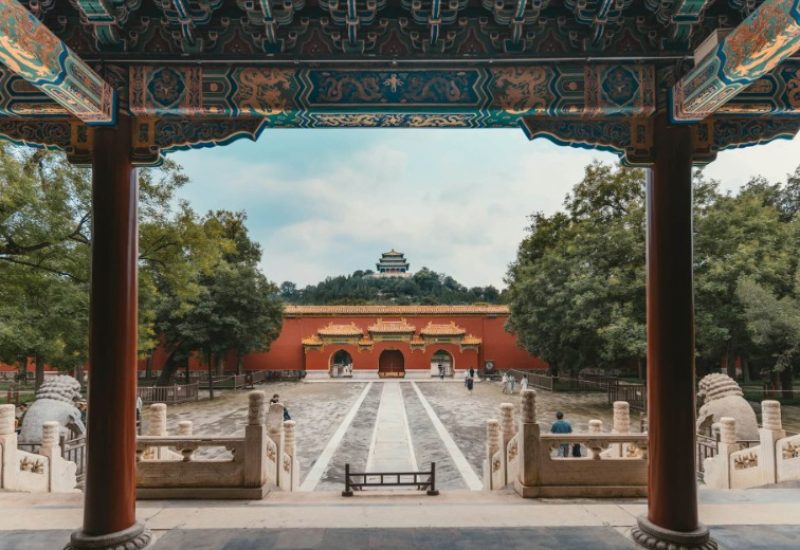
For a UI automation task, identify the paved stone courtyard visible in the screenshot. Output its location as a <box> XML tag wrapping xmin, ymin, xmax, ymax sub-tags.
<box><xmin>160</xmin><ymin>379</ymin><xmax>622</xmax><ymax>491</ymax></box>
<box><xmin>2</xmin><ymin>489</ymin><xmax>799</xmax><ymax>550</ymax></box>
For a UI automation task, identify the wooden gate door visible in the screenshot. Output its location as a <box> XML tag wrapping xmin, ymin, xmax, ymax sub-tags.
<box><xmin>379</xmin><ymin>350</ymin><xmax>405</xmax><ymax>378</ymax></box>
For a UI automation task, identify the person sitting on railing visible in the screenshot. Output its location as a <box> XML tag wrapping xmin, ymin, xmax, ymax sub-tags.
<box><xmin>271</xmin><ymin>394</ymin><xmax>291</xmax><ymax>421</ymax></box>
<box><xmin>550</xmin><ymin>411</ymin><xmax>573</xmax><ymax>457</ymax></box>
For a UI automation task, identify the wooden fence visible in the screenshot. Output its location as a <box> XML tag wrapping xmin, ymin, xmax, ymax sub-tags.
<box><xmin>137</xmin><ymin>382</ymin><xmax>199</xmax><ymax>405</ymax></box>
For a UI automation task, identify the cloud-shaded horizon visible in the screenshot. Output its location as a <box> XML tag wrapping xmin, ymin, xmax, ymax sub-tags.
<box><xmin>171</xmin><ymin>129</ymin><xmax>800</xmax><ymax>289</ymax></box>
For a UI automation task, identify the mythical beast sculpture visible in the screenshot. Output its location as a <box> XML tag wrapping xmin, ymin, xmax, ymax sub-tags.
<box><xmin>697</xmin><ymin>373</ymin><xmax>759</xmax><ymax>441</ymax></box>
<box><xmin>18</xmin><ymin>375</ymin><xmax>85</xmax><ymax>444</ymax></box>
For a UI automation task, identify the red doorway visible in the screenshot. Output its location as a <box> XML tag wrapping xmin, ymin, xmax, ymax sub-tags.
<box><xmin>378</xmin><ymin>350</ymin><xmax>405</xmax><ymax>378</ymax></box>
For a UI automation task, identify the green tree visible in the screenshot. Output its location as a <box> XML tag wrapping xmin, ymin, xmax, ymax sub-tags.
<box><xmin>736</xmin><ymin>276</ymin><xmax>800</xmax><ymax>397</ymax></box>
<box><xmin>693</xmin><ymin>176</ymin><xmax>795</xmax><ymax>378</ymax></box>
<box><xmin>154</xmin><ymin>211</ymin><xmax>283</xmax><ymax>387</ymax></box>
<box><xmin>506</xmin><ymin>161</ymin><xmax>646</xmax><ymax>375</ymax></box>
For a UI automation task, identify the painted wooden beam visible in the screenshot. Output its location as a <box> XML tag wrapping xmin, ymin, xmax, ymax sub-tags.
<box><xmin>0</xmin><ymin>0</ymin><xmax>116</xmax><ymax>124</ymax></box>
<box><xmin>672</xmin><ymin>0</ymin><xmax>800</xmax><ymax>122</ymax></box>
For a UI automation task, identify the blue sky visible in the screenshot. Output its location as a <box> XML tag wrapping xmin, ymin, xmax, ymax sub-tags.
<box><xmin>170</xmin><ymin>129</ymin><xmax>800</xmax><ymax>289</ymax></box>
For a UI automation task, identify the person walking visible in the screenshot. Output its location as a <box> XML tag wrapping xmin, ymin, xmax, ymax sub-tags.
<box><xmin>550</xmin><ymin>411</ymin><xmax>573</xmax><ymax>457</ymax></box>
<box><xmin>464</xmin><ymin>370</ymin><xmax>470</xmax><ymax>388</ymax></box>
<box><xmin>509</xmin><ymin>373</ymin><xmax>516</xmax><ymax>393</ymax></box>
<box><xmin>466</xmin><ymin>373</ymin><xmax>474</xmax><ymax>394</ymax></box>
<box><xmin>438</xmin><ymin>363</ymin><xmax>445</xmax><ymax>380</ymax></box>
<box><xmin>501</xmin><ymin>372</ymin><xmax>509</xmax><ymax>394</ymax></box>
<box><xmin>520</xmin><ymin>374</ymin><xmax>529</xmax><ymax>392</ymax></box>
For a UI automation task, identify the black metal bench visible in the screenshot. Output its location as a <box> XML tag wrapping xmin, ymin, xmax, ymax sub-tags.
<box><xmin>342</xmin><ymin>462</ymin><xmax>439</xmax><ymax>496</ymax></box>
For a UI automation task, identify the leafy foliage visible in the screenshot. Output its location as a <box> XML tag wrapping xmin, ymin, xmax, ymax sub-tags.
<box><xmin>0</xmin><ymin>145</ymin><xmax>282</xmax><ymax>386</ymax></box>
<box><xmin>281</xmin><ymin>267</ymin><xmax>502</xmax><ymax>305</ymax></box>
<box><xmin>506</xmin><ymin>161</ymin><xmax>800</xmax><ymax>388</ymax></box>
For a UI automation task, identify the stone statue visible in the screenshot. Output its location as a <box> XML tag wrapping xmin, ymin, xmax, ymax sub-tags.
<box><xmin>697</xmin><ymin>373</ymin><xmax>758</xmax><ymax>441</ymax></box>
<box><xmin>18</xmin><ymin>375</ymin><xmax>85</xmax><ymax>444</ymax></box>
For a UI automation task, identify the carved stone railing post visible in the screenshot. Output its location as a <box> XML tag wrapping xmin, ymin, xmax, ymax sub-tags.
<box><xmin>500</xmin><ymin>402</ymin><xmax>515</xmax><ymax>485</ymax></box>
<box><xmin>244</xmin><ymin>391</ymin><xmax>267</xmax><ymax>488</ymax></box>
<box><xmin>144</xmin><ymin>403</ymin><xmax>167</xmax><ymax>460</ymax></box>
<box><xmin>759</xmin><ymin>400</ymin><xmax>785</xmax><ymax>485</ymax></box>
<box><xmin>283</xmin><ymin>420</ymin><xmax>295</xmax><ymax>458</ymax></box>
<box><xmin>148</xmin><ymin>403</ymin><xmax>167</xmax><ymax>436</ymax></box>
<box><xmin>40</xmin><ymin>420</ymin><xmax>76</xmax><ymax>492</ymax></box>
<box><xmin>0</xmin><ymin>404</ymin><xmax>17</xmax><ymax>490</ymax></box>
<box><xmin>282</xmin><ymin>419</ymin><xmax>299</xmax><ymax>491</ymax></box>
<box><xmin>514</xmin><ymin>389</ymin><xmax>542</xmax><ymax>497</ymax></box>
<box><xmin>704</xmin><ymin>417</ymin><xmax>737</xmax><ymax>489</ymax></box>
<box><xmin>613</xmin><ymin>401</ymin><xmax>631</xmax><ymax>458</ymax></box>
<box><xmin>483</xmin><ymin>419</ymin><xmax>500</xmax><ymax>490</ymax></box>
<box><xmin>178</xmin><ymin>421</ymin><xmax>193</xmax><ymax>436</ymax></box>
<box><xmin>266</xmin><ymin>402</ymin><xmax>285</xmax><ymax>487</ymax></box>
<box><xmin>589</xmin><ymin>419</ymin><xmax>603</xmax><ymax>433</ymax></box>
<box><xmin>613</xmin><ymin>401</ymin><xmax>630</xmax><ymax>433</ymax></box>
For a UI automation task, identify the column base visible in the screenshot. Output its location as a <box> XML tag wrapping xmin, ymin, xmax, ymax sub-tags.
<box><xmin>631</xmin><ymin>516</ymin><xmax>717</xmax><ymax>550</ymax></box>
<box><xmin>66</xmin><ymin>522</ymin><xmax>151</xmax><ymax>550</ymax></box>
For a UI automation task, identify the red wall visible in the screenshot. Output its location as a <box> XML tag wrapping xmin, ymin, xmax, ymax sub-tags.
<box><xmin>138</xmin><ymin>311</ymin><xmax>547</xmax><ymax>374</ymax></box>
<box><xmin>245</xmin><ymin>313</ymin><xmax>545</xmax><ymax>373</ymax></box>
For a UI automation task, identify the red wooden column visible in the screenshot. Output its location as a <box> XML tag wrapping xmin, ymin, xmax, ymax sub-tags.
<box><xmin>69</xmin><ymin>116</ymin><xmax>150</xmax><ymax>550</ymax></box>
<box><xmin>632</xmin><ymin>117</ymin><xmax>715</xmax><ymax>550</ymax></box>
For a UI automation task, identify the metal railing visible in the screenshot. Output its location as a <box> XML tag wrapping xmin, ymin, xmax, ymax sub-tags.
<box><xmin>608</xmin><ymin>383</ymin><xmax>647</xmax><ymax>412</ymax></box>
<box><xmin>137</xmin><ymin>382</ymin><xmax>199</xmax><ymax>404</ymax></box>
<box><xmin>342</xmin><ymin>462</ymin><xmax>439</xmax><ymax>496</ymax></box>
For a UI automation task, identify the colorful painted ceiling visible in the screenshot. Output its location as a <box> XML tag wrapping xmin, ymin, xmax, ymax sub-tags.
<box><xmin>0</xmin><ymin>0</ymin><xmax>799</xmax><ymax>164</ymax></box>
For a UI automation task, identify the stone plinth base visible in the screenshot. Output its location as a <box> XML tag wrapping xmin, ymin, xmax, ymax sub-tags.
<box><xmin>66</xmin><ymin>522</ymin><xmax>151</xmax><ymax>550</ymax></box>
<box><xmin>303</xmin><ymin>371</ymin><xmax>331</xmax><ymax>380</ymax></box>
<box><xmin>404</xmin><ymin>371</ymin><xmax>432</xmax><ymax>379</ymax></box>
<box><xmin>631</xmin><ymin>516</ymin><xmax>717</xmax><ymax>550</ymax></box>
<box><xmin>136</xmin><ymin>484</ymin><xmax>270</xmax><ymax>500</ymax></box>
<box><xmin>351</xmin><ymin>370</ymin><xmax>379</xmax><ymax>380</ymax></box>
<box><xmin>514</xmin><ymin>479</ymin><xmax>647</xmax><ymax>498</ymax></box>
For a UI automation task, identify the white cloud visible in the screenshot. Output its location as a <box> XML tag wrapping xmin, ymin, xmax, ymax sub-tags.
<box><xmin>172</xmin><ymin>130</ymin><xmax>800</xmax><ymax>289</ymax></box>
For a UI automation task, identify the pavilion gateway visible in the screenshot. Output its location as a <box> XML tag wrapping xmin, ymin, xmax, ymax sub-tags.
<box><xmin>0</xmin><ymin>1</ymin><xmax>799</xmax><ymax>550</ymax></box>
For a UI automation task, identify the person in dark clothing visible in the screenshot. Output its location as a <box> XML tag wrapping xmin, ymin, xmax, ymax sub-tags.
<box><xmin>550</xmin><ymin>411</ymin><xmax>573</xmax><ymax>457</ymax></box>
<box><xmin>469</xmin><ymin>367</ymin><xmax>475</xmax><ymax>379</ymax></box>
<box><xmin>466</xmin><ymin>376</ymin><xmax>474</xmax><ymax>393</ymax></box>
<box><xmin>271</xmin><ymin>394</ymin><xmax>291</xmax><ymax>421</ymax></box>
<box><xmin>438</xmin><ymin>363</ymin><xmax>445</xmax><ymax>380</ymax></box>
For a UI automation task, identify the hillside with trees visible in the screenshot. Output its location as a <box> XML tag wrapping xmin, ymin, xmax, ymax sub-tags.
<box><xmin>506</xmin><ymin>161</ymin><xmax>800</xmax><ymax>396</ymax></box>
<box><xmin>279</xmin><ymin>268</ymin><xmax>503</xmax><ymax>305</ymax></box>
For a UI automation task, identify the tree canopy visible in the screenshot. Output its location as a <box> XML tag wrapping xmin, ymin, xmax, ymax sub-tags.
<box><xmin>0</xmin><ymin>145</ymin><xmax>282</xmax><ymax>387</ymax></box>
<box><xmin>281</xmin><ymin>267</ymin><xmax>502</xmax><ymax>305</ymax></box>
<box><xmin>506</xmin><ymin>160</ymin><xmax>800</xmax><ymax>391</ymax></box>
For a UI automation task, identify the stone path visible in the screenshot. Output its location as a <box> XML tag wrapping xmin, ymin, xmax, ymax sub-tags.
<box><xmin>411</xmin><ymin>382</ymin><xmax>482</xmax><ymax>490</ymax></box>
<box><xmin>300</xmin><ymin>382</ymin><xmax>373</xmax><ymax>491</ymax></box>
<box><xmin>366</xmin><ymin>382</ymin><xmax>417</xmax><ymax>473</ymax></box>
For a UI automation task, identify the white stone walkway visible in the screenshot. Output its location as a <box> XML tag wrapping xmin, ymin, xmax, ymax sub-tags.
<box><xmin>411</xmin><ymin>381</ymin><xmax>483</xmax><ymax>490</ymax></box>
<box><xmin>366</xmin><ymin>382</ymin><xmax>417</xmax><ymax>473</ymax></box>
<box><xmin>299</xmin><ymin>382</ymin><xmax>373</xmax><ymax>491</ymax></box>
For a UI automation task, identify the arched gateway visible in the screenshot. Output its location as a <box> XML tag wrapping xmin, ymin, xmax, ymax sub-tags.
<box><xmin>2</xmin><ymin>2</ymin><xmax>799</xmax><ymax>549</ymax></box>
<box><xmin>378</xmin><ymin>350</ymin><xmax>405</xmax><ymax>378</ymax></box>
